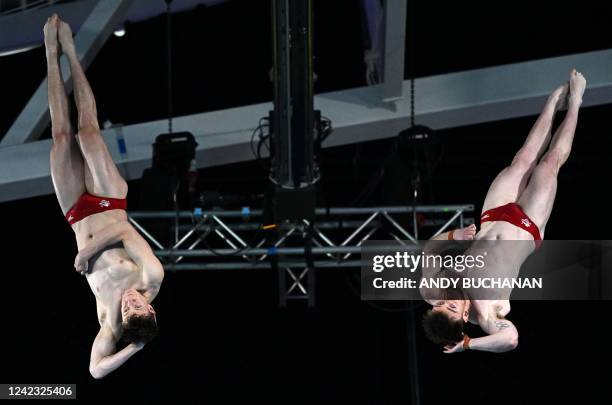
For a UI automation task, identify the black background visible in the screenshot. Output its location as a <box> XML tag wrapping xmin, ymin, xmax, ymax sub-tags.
<box><xmin>1</xmin><ymin>0</ymin><xmax>611</xmax><ymax>403</ymax></box>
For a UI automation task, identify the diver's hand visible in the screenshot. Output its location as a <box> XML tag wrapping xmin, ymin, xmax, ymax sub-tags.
<box><xmin>74</xmin><ymin>252</ymin><xmax>88</xmax><ymax>274</ymax></box>
<box><xmin>453</xmin><ymin>224</ymin><xmax>477</xmax><ymax>240</ymax></box>
<box><xmin>131</xmin><ymin>342</ymin><xmax>145</xmax><ymax>351</ymax></box>
<box><xmin>443</xmin><ymin>341</ymin><xmax>464</xmax><ymax>354</ymax></box>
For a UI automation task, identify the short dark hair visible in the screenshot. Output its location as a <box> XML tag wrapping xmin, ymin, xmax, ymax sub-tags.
<box><xmin>422</xmin><ymin>310</ymin><xmax>463</xmax><ymax>345</ymax></box>
<box><xmin>122</xmin><ymin>314</ymin><xmax>158</xmax><ymax>344</ymax></box>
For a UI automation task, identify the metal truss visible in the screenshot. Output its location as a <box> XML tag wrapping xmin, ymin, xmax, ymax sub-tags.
<box><xmin>128</xmin><ymin>204</ymin><xmax>475</xmax><ymax>305</ymax></box>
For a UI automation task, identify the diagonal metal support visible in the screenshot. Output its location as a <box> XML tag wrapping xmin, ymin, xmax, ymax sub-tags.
<box><xmin>341</xmin><ymin>211</ymin><xmax>380</xmax><ymax>247</ymax></box>
<box><xmin>341</xmin><ymin>225</ymin><xmax>379</xmax><ymax>260</ymax></box>
<box><xmin>382</xmin><ymin>211</ymin><xmax>417</xmax><ymax>244</ymax></box>
<box><xmin>258</xmin><ymin>227</ymin><xmax>297</xmax><ymax>262</ymax></box>
<box><xmin>431</xmin><ymin>209</ymin><xmax>466</xmax><ymax>238</ymax></box>
<box><xmin>286</xmin><ymin>268</ymin><xmax>308</xmax><ymax>295</ymax></box>
<box><xmin>304</xmin><ymin>219</ymin><xmax>338</xmax><ymax>260</ymax></box>
<box><xmin>171</xmin><ymin>216</ymin><xmax>208</xmax><ymax>250</ymax></box>
<box><xmin>210</xmin><ymin>215</ymin><xmax>249</xmax><ymax>249</ymax></box>
<box><xmin>1</xmin><ymin>0</ymin><xmax>134</xmax><ymax>146</ymax></box>
<box><xmin>128</xmin><ymin>217</ymin><xmax>166</xmax><ymax>250</ymax></box>
<box><xmin>175</xmin><ymin>233</ymin><xmax>208</xmax><ymax>264</ymax></box>
<box><xmin>212</xmin><ymin>228</ymin><xmax>251</xmax><ymax>261</ymax></box>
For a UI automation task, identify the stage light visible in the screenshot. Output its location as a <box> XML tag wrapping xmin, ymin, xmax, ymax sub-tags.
<box><xmin>113</xmin><ymin>29</ymin><xmax>126</xmax><ymax>37</ymax></box>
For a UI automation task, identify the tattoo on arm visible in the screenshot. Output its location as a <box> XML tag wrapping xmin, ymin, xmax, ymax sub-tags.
<box><xmin>495</xmin><ymin>321</ymin><xmax>510</xmax><ymax>330</ymax></box>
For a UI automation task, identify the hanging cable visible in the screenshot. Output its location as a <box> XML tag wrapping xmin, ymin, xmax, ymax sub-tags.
<box><xmin>408</xmin><ymin>0</ymin><xmax>416</xmax><ymax>128</ymax></box>
<box><xmin>165</xmin><ymin>0</ymin><xmax>174</xmax><ymax>135</ymax></box>
<box><xmin>410</xmin><ymin>78</ymin><xmax>415</xmax><ymax>128</ymax></box>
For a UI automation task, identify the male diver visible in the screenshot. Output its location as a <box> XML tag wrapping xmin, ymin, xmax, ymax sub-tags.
<box><xmin>45</xmin><ymin>14</ymin><xmax>164</xmax><ymax>377</ymax></box>
<box><xmin>421</xmin><ymin>69</ymin><xmax>586</xmax><ymax>353</ymax></box>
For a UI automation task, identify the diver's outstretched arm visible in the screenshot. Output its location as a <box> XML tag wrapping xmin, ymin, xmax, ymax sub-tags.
<box><xmin>89</xmin><ymin>325</ymin><xmax>144</xmax><ymax>379</ymax></box>
<box><xmin>443</xmin><ymin>318</ymin><xmax>519</xmax><ymax>354</ymax></box>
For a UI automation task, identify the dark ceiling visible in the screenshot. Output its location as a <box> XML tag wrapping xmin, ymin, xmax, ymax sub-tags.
<box><xmin>1</xmin><ymin>0</ymin><xmax>612</xmax><ymax>138</ymax></box>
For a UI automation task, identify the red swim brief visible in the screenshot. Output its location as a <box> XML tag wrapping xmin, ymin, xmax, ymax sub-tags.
<box><xmin>65</xmin><ymin>192</ymin><xmax>127</xmax><ymax>225</ymax></box>
<box><xmin>480</xmin><ymin>202</ymin><xmax>542</xmax><ymax>248</ymax></box>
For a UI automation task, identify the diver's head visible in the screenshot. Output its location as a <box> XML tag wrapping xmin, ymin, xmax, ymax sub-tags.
<box><xmin>422</xmin><ymin>299</ymin><xmax>470</xmax><ymax>345</ymax></box>
<box><xmin>121</xmin><ymin>289</ymin><xmax>158</xmax><ymax>344</ymax></box>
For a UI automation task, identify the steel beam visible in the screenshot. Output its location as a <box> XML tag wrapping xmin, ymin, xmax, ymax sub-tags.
<box><xmin>1</xmin><ymin>50</ymin><xmax>612</xmax><ymax>201</ymax></box>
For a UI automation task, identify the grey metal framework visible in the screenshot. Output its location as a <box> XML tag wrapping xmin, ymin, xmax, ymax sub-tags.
<box><xmin>4</xmin><ymin>48</ymin><xmax>612</xmax><ymax>202</ymax></box>
<box><xmin>128</xmin><ymin>204</ymin><xmax>475</xmax><ymax>305</ymax></box>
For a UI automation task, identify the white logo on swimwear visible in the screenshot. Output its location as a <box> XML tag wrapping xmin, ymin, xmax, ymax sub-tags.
<box><xmin>68</xmin><ymin>215</ymin><xmax>74</xmax><ymax>221</ymax></box>
<box><xmin>521</xmin><ymin>218</ymin><xmax>531</xmax><ymax>227</ymax></box>
<box><xmin>99</xmin><ymin>200</ymin><xmax>110</xmax><ymax>208</ymax></box>
<box><xmin>482</xmin><ymin>214</ymin><xmax>490</xmax><ymax>219</ymax></box>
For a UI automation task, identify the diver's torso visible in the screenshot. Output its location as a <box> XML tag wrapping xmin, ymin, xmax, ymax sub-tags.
<box><xmin>73</xmin><ymin>210</ymin><xmax>142</xmax><ymax>327</ymax></box>
<box><xmin>475</xmin><ymin>220</ymin><xmax>536</xmax><ymax>244</ymax></box>
<box><xmin>469</xmin><ymin>299</ymin><xmax>511</xmax><ymax>324</ymax></box>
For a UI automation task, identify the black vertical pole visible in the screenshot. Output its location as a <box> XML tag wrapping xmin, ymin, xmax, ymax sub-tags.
<box><xmin>271</xmin><ymin>0</ymin><xmax>317</xmax><ymax>306</ymax></box>
<box><xmin>407</xmin><ymin>301</ymin><xmax>421</xmax><ymax>405</ymax></box>
<box><xmin>271</xmin><ymin>0</ymin><xmax>315</xmax><ymax>189</ymax></box>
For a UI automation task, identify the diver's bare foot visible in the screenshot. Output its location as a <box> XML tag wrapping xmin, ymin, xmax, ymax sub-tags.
<box><xmin>568</xmin><ymin>69</ymin><xmax>586</xmax><ymax>107</ymax></box>
<box><xmin>57</xmin><ymin>18</ymin><xmax>76</xmax><ymax>56</ymax></box>
<box><xmin>452</xmin><ymin>224</ymin><xmax>477</xmax><ymax>240</ymax></box>
<box><xmin>43</xmin><ymin>14</ymin><xmax>59</xmax><ymax>55</ymax></box>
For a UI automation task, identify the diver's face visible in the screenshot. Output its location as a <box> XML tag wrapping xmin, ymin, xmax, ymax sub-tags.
<box><xmin>121</xmin><ymin>289</ymin><xmax>154</xmax><ymax>322</ymax></box>
<box><xmin>431</xmin><ymin>300</ymin><xmax>470</xmax><ymax>322</ymax></box>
